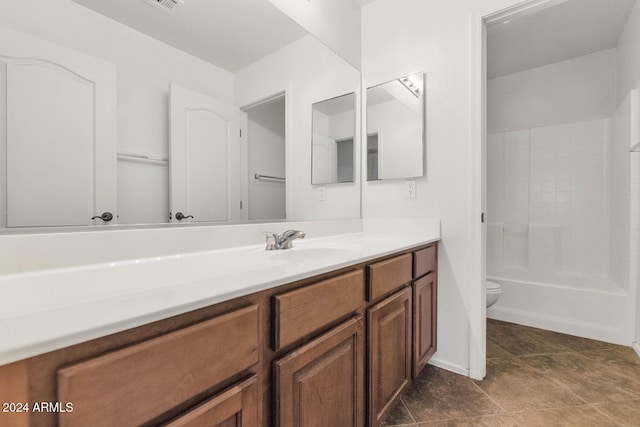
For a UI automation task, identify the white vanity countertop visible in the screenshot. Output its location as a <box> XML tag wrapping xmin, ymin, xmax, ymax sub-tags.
<box><xmin>0</xmin><ymin>230</ymin><xmax>439</xmax><ymax>365</ymax></box>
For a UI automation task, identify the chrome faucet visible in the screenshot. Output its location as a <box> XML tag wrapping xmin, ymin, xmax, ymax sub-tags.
<box><xmin>263</xmin><ymin>230</ymin><xmax>306</xmax><ymax>250</ymax></box>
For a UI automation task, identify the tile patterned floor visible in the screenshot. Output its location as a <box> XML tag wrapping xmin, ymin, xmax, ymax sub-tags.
<box><xmin>383</xmin><ymin>319</ymin><xmax>640</xmax><ymax>426</ymax></box>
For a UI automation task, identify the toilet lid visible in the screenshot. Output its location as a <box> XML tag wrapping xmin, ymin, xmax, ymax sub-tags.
<box><xmin>486</xmin><ymin>281</ymin><xmax>501</xmax><ymax>292</ymax></box>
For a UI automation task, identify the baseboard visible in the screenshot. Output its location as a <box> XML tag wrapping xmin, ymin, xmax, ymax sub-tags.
<box><xmin>633</xmin><ymin>342</ymin><xmax>640</xmax><ymax>360</ymax></box>
<box><xmin>428</xmin><ymin>357</ymin><xmax>470</xmax><ymax>378</ymax></box>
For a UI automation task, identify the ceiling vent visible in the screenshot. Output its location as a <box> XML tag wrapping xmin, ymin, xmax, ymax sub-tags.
<box><xmin>144</xmin><ymin>0</ymin><xmax>184</xmax><ymax>14</ymax></box>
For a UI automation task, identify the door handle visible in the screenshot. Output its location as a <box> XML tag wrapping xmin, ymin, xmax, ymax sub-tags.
<box><xmin>175</xmin><ymin>212</ymin><xmax>194</xmax><ymax>220</ymax></box>
<box><xmin>92</xmin><ymin>212</ymin><xmax>113</xmax><ymax>222</ymax></box>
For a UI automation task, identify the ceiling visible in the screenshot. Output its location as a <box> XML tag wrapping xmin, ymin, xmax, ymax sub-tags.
<box><xmin>354</xmin><ymin>0</ymin><xmax>378</xmax><ymax>6</ymax></box>
<box><xmin>314</xmin><ymin>94</ymin><xmax>355</xmax><ymax>116</ymax></box>
<box><xmin>487</xmin><ymin>0</ymin><xmax>638</xmax><ymax>78</ymax></box>
<box><xmin>70</xmin><ymin>0</ymin><xmax>307</xmax><ymax>72</ymax></box>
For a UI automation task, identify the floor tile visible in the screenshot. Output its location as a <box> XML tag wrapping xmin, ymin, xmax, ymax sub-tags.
<box><xmin>524</xmin><ymin>328</ymin><xmax>619</xmax><ymax>352</ymax></box>
<box><xmin>415</xmin><ymin>414</ymin><xmax>518</xmax><ymax>426</ymax></box>
<box><xmin>486</xmin><ymin>338</ymin><xmax>515</xmax><ymax>359</ymax></box>
<box><xmin>509</xmin><ymin>405</ymin><xmax>622</xmax><ymax>426</ymax></box>
<box><xmin>594</xmin><ymin>399</ymin><xmax>640</xmax><ymax>425</ymax></box>
<box><xmin>486</xmin><ymin>320</ymin><xmax>572</xmax><ymax>356</ymax></box>
<box><xmin>382</xmin><ymin>400</ymin><xmax>415</xmax><ymax>426</ymax></box>
<box><xmin>474</xmin><ymin>357</ymin><xmax>584</xmax><ymax>412</ymax></box>
<box><xmin>383</xmin><ymin>320</ymin><xmax>640</xmax><ymax>427</ymax></box>
<box><xmin>402</xmin><ymin>366</ymin><xmax>504</xmax><ymax>422</ymax></box>
<box><xmin>521</xmin><ymin>351</ymin><xmax>640</xmax><ymax>403</ymax></box>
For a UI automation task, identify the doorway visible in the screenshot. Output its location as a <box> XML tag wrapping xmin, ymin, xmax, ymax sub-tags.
<box><xmin>241</xmin><ymin>94</ymin><xmax>286</xmax><ymax>221</ymax></box>
<box><xmin>481</xmin><ymin>0</ymin><xmax>639</xmax><ymax>372</ymax></box>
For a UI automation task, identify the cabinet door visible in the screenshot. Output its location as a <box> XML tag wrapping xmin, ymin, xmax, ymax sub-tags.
<box><xmin>163</xmin><ymin>375</ymin><xmax>258</xmax><ymax>427</ymax></box>
<box><xmin>368</xmin><ymin>287</ymin><xmax>412</xmax><ymax>427</ymax></box>
<box><xmin>274</xmin><ymin>316</ymin><xmax>364</xmax><ymax>427</ymax></box>
<box><xmin>413</xmin><ymin>272</ymin><xmax>437</xmax><ymax>377</ymax></box>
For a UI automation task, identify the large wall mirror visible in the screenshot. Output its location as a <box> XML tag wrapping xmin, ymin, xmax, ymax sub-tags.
<box><xmin>366</xmin><ymin>72</ymin><xmax>425</xmax><ymax>181</ymax></box>
<box><xmin>0</xmin><ymin>0</ymin><xmax>361</xmax><ymax>232</ymax></box>
<box><xmin>311</xmin><ymin>93</ymin><xmax>356</xmax><ymax>185</ymax></box>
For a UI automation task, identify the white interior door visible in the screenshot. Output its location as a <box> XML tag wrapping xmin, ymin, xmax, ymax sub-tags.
<box><xmin>0</xmin><ymin>27</ymin><xmax>117</xmax><ymax>228</ymax></box>
<box><xmin>169</xmin><ymin>84</ymin><xmax>240</xmax><ymax>223</ymax></box>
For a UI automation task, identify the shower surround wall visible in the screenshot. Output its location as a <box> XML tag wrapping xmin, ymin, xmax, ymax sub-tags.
<box><xmin>487</xmin><ymin>47</ymin><xmax>637</xmax><ymax>344</ymax></box>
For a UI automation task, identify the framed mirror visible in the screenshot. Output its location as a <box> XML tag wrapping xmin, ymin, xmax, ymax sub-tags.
<box><xmin>0</xmin><ymin>0</ymin><xmax>361</xmax><ymax>232</ymax></box>
<box><xmin>366</xmin><ymin>71</ymin><xmax>425</xmax><ymax>181</ymax></box>
<box><xmin>311</xmin><ymin>93</ymin><xmax>356</xmax><ymax>185</ymax></box>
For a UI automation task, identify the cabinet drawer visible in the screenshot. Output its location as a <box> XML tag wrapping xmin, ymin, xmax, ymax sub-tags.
<box><xmin>273</xmin><ymin>270</ymin><xmax>364</xmax><ymax>351</ymax></box>
<box><xmin>58</xmin><ymin>305</ymin><xmax>260</xmax><ymax>427</ymax></box>
<box><xmin>413</xmin><ymin>245</ymin><xmax>437</xmax><ymax>278</ymax></box>
<box><xmin>163</xmin><ymin>375</ymin><xmax>258</xmax><ymax>427</ymax></box>
<box><xmin>367</xmin><ymin>253</ymin><xmax>412</xmax><ymax>301</ymax></box>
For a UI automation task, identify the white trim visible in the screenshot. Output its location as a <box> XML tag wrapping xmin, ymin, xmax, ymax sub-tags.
<box><xmin>488</xmin><ymin>306</ymin><xmax>630</xmax><ymax>345</ymax></box>
<box><xmin>633</xmin><ymin>342</ymin><xmax>640</xmax><ymax>359</ymax></box>
<box><xmin>468</xmin><ymin>6</ymin><xmax>487</xmax><ymax>383</ymax></box>
<box><xmin>470</xmin><ymin>0</ymin><xmax>574</xmax><ymax>382</ymax></box>
<box><xmin>429</xmin><ymin>357</ymin><xmax>470</xmax><ymax>378</ymax></box>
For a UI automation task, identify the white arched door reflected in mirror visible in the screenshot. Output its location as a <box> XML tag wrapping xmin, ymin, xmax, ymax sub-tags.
<box><xmin>366</xmin><ymin>72</ymin><xmax>426</xmax><ymax>181</ymax></box>
<box><xmin>0</xmin><ymin>0</ymin><xmax>361</xmax><ymax>232</ymax></box>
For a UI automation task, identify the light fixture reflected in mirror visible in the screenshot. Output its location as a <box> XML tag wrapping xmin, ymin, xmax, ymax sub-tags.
<box><xmin>366</xmin><ymin>71</ymin><xmax>425</xmax><ymax>181</ymax></box>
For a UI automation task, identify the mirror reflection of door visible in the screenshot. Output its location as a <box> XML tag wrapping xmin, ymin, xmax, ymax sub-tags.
<box><xmin>367</xmin><ymin>134</ymin><xmax>379</xmax><ymax>181</ymax></box>
<box><xmin>311</xmin><ymin>93</ymin><xmax>356</xmax><ymax>185</ymax></box>
<box><xmin>0</xmin><ymin>27</ymin><xmax>117</xmax><ymax>228</ymax></box>
<box><xmin>169</xmin><ymin>83</ymin><xmax>240</xmax><ymax>223</ymax></box>
<box><xmin>242</xmin><ymin>95</ymin><xmax>286</xmax><ymax>221</ymax></box>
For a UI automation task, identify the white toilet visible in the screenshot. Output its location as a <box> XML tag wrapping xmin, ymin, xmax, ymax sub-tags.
<box><xmin>486</xmin><ymin>280</ymin><xmax>502</xmax><ymax>308</ymax></box>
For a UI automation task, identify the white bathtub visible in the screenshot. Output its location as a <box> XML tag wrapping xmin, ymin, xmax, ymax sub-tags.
<box><xmin>487</xmin><ymin>276</ymin><xmax>635</xmax><ymax>345</ymax></box>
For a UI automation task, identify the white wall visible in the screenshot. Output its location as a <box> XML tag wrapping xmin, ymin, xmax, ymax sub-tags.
<box><xmin>488</xmin><ymin>48</ymin><xmax>617</xmax><ymax>133</ymax></box>
<box><xmin>0</xmin><ymin>0</ymin><xmax>234</xmax><ymax>225</ymax></box>
<box><xmin>367</xmin><ymin>100</ymin><xmax>424</xmax><ymax>179</ymax></box>
<box><xmin>361</xmin><ymin>0</ymin><xmax>639</xmax><ymax>378</ymax></box>
<box><xmin>268</xmin><ymin>0</ymin><xmax>361</xmax><ymax>69</ymax></box>
<box><xmin>363</xmin><ymin>0</ymin><xmax>481</xmax><ymax>377</ymax></box>
<box><xmin>617</xmin><ymin>1</ymin><xmax>640</xmax><ymax>103</ymax></box>
<box><xmin>235</xmin><ymin>35</ymin><xmax>361</xmax><ymax>221</ymax></box>
<box><xmin>617</xmin><ymin>0</ymin><xmax>640</xmax><ymax>356</ymax></box>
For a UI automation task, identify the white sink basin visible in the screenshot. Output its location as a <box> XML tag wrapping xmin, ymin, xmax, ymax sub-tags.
<box><xmin>269</xmin><ymin>247</ymin><xmax>360</xmax><ymax>264</ymax></box>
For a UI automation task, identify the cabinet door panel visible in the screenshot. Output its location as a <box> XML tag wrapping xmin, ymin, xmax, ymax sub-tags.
<box><xmin>413</xmin><ymin>272</ymin><xmax>437</xmax><ymax>377</ymax></box>
<box><xmin>58</xmin><ymin>305</ymin><xmax>259</xmax><ymax>427</ymax></box>
<box><xmin>413</xmin><ymin>245</ymin><xmax>437</xmax><ymax>278</ymax></box>
<box><xmin>273</xmin><ymin>269</ymin><xmax>364</xmax><ymax>350</ymax></box>
<box><xmin>367</xmin><ymin>254</ymin><xmax>412</xmax><ymax>301</ymax></box>
<box><xmin>275</xmin><ymin>316</ymin><xmax>364</xmax><ymax>427</ymax></box>
<box><xmin>163</xmin><ymin>375</ymin><xmax>258</xmax><ymax>427</ymax></box>
<box><xmin>368</xmin><ymin>287</ymin><xmax>412</xmax><ymax>427</ymax></box>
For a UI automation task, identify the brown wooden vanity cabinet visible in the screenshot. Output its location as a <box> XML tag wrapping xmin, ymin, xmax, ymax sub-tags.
<box><xmin>0</xmin><ymin>241</ymin><xmax>439</xmax><ymax>427</ymax></box>
<box><xmin>274</xmin><ymin>316</ymin><xmax>365</xmax><ymax>427</ymax></box>
<box><xmin>163</xmin><ymin>375</ymin><xmax>259</xmax><ymax>427</ymax></box>
<box><xmin>58</xmin><ymin>304</ymin><xmax>260</xmax><ymax>427</ymax></box>
<box><xmin>272</xmin><ymin>270</ymin><xmax>365</xmax><ymax>351</ymax></box>
<box><xmin>412</xmin><ymin>245</ymin><xmax>438</xmax><ymax>378</ymax></box>
<box><xmin>367</xmin><ymin>287</ymin><xmax>413</xmax><ymax>427</ymax></box>
<box><xmin>366</xmin><ymin>253</ymin><xmax>414</xmax><ymax>427</ymax></box>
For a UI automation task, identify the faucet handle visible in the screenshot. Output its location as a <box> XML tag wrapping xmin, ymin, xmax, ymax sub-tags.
<box><xmin>263</xmin><ymin>231</ymin><xmax>278</xmax><ymax>251</ymax></box>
